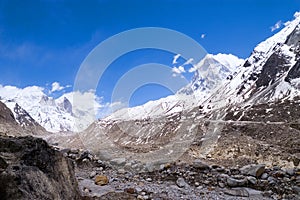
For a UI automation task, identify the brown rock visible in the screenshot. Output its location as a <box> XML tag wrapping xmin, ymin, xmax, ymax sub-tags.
<box><xmin>124</xmin><ymin>187</ymin><xmax>136</xmax><ymax>194</ymax></box>
<box><xmin>94</xmin><ymin>175</ymin><xmax>109</xmax><ymax>186</ymax></box>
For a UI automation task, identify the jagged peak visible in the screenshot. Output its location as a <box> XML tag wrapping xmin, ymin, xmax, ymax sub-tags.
<box><xmin>254</xmin><ymin>11</ymin><xmax>300</xmax><ymax>54</ymax></box>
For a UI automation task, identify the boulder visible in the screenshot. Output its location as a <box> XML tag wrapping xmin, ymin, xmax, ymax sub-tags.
<box><xmin>95</xmin><ymin>175</ymin><xmax>109</xmax><ymax>186</ymax></box>
<box><xmin>226</xmin><ymin>177</ymin><xmax>247</xmax><ymax>187</ymax></box>
<box><xmin>110</xmin><ymin>158</ymin><xmax>126</xmax><ymax>166</ymax></box>
<box><xmin>176</xmin><ymin>177</ymin><xmax>188</xmax><ymax>188</ymax></box>
<box><xmin>240</xmin><ymin>164</ymin><xmax>265</xmax><ymax>178</ymax></box>
<box><xmin>0</xmin><ymin>136</ymin><xmax>81</xmax><ymax>200</ymax></box>
<box><xmin>193</xmin><ymin>159</ymin><xmax>210</xmax><ymax>170</ymax></box>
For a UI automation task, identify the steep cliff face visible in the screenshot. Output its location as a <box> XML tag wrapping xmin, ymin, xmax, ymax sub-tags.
<box><xmin>0</xmin><ymin>100</ymin><xmax>46</xmax><ymax>137</ymax></box>
<box><xmin>0</xmin><ymin>101</ymin><xmax>15</xmax><ymax>122</ymax></box>
<box><xmin>0</xmin><ymin>136</ymin><xmax>82</xmax><ymax>200</ymax></box>
<box><xmin>206</xmin><ymin>12</ymin><xmax>300</xmax><ymax>108</ymax></box>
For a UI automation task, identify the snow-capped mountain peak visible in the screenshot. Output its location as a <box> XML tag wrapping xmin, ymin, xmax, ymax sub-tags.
<box><xmin>180</xmin><ymin>53</ymin><xmax>244</xmax><ymax>95</ymax></box>
<box><xmin>0</xmin><ymin>85</ymin><xmax>99</xmax><ymax>133</ymax></box>
<box><xmin>106</xmin><ymin>53</ymin><xmax>244</xmax><ymax>121</ymax></box>
<box><xmin>205</xmin><ymin>12</ymin><xmax>300</xmax><ymax>109</ymax></box>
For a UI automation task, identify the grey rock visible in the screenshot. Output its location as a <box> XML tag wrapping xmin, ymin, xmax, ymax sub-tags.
<box><xmin>89</xmin><ymin>171</ymin><xmax>97</xmax><ymax>178</ymax></box>
<box><xmin>117</xmin><ymin>168</ymin><xmax>125</xmax><ymax>174</ymax></box>
<box><xmin>247</xmin><ymin>176</ymin><xmax>257</xmax><ymax>185</ymax></box>
<box><xmin>267</xmin><ymin>176</ymin><xmax>277</xmax><ymax>185</ymax></box>
<box><xmin>110</xmin><ymin>157</ymin><xmax>126</xmax><ymax>166</ymax></box>
<box><xmin>176</xmin><ymin>177</ymin><xmax>188</xmax><ymax>188</ymax></box>
<box><xmin>146</xmin><ymin>177</ymin><xmax>152</xmax><ymax>182</ymax></box>
<box><xmin>292</xmin><ymin>186</ymin><xmax>300</xmax><ymax>194</ymax></box>
<box><xmin>70</xmin><ymin>148</ymin><xmax>79</xmax><ymax>154</ymax></box>
<box><xmin>226</xmin><ymin>177</ymin><xmax>247</xmax><ymax>187</ymax></box>
<box><xmin>261</xmin><ymin>173</ymin><xmax>269</xmax><ymax>179</ymax></box>
<box><xmin>193</xmin><ymin>159</ymin><xmax>210</xmax><ymax>170</ymax></box>
<box><xmin>218</xmin><ymin>182</ymin><xmax>225</xmax><ymax>188</ymax></box>
<box><xmin>224</xmin><ymin>188</ymin><xmax>249</xmax><ymax>197</ymax></box>
<box><xmin>243</xmin><ymin>187</ymin><xmax>264</xmax><ymax>197</ymax></box>
<box><xmin>145</xmin><ymin>163</ymin><xmax>155</xmax><ymax>172</ymax></box>
<box><xmin>285</xmin><ymin>168</ymin><xmax>295</xmax><ymax>176</ymax></box>
<box><xmin>240</xmin><ymin>164</ymin><xmax>265</xmax><ymax>178</ymax></box>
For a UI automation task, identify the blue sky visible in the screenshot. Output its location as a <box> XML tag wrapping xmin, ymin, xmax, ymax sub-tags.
<box><xmin>0</xmin><ymin>0</ymin><xmax>299</xmax><ymax>107</ymax></box>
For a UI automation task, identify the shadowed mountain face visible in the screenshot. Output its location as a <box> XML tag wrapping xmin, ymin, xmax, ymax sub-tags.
<box><xmin>0</xmin><ymin>101</ymin><xmax>15</xmax><ymax>123</ymax></box>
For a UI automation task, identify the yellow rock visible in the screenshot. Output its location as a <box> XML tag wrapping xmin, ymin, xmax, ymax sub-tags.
<box><xmin>94</xmin><ymin>175</ymin><xmax>109</xmax><ymax>186</ymax></box>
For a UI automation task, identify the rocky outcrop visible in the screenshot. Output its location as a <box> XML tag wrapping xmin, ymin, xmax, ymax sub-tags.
<box><xmin>0</xmin><ymin>101</ymin><xmax>25</xmax><ymax>137</ymax></box>
<box><xmin>0</xmin><ymin>101</ymin><xmax>15</xmax><ymax>123</ymax></box>
<box><xmin>0</xmin><ymin>136</ymin><xmax>81</xmax><ymax>200</ymax></box>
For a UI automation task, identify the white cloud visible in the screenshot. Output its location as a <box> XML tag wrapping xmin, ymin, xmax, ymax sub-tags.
<box><xmin>51</xmin><ymin>82</ymin><xmax>71</xmax><ymax>93</ymax></box>
<box><xmin>183</xmin><ymin>58</ymin><xmax>194</xmax><ymax>66</ymax></box>
<box><xmin>172</xmin><ymin>54</ymin><xmax>181</xmax><ymax>64</ymax></box>
<box><xmin>188</xmin><ymin>66</ymin><xmax>197</xmax><ymax>73</ymax></box>
<box><xmin>51</xmin><ymin>82</ymin><xmax>64</xmax><ymax>92</ymax></box>
<box><xmin>201</xmin><ymin>34</ymin><xmax>206</xmax><ymax>39</ymax></box>
<box><xmin>172</xmin><ymin>66</ymin><xmax>186</xmax><ymax>74</ymax></box>
<box><xmin>271</xmin><ymin>20</ymin><xmax>282</xmax><ymax>32</ymax></box>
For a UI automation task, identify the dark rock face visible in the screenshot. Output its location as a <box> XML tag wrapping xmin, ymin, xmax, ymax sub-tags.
<box><xmin>0</xmin><ymin>136</ymin><xmax>81</xmax><ymax>200</ymax></box>
<box><xmin>60</xmin><ymin>97</ymin><xmax>73</xmax><ymax>115</ymax></box>
<box><xmin>13</xmin><ymin>103</ymin><xmax>41</xmax><ymax>128</ymax></box>
<box><xmin>255</xmin><ymin>53</ymin><xmax>289</xmax><ymax>88</ymax></box>
<box><xmin>0</xmin><ymin>101</ymin><xmax>16</xmax><ymax>123</ymax></box>
<box><xmin>285</xmin><ymin>60</ymin><xmax>300</xmax><ymax>82</ymax></box>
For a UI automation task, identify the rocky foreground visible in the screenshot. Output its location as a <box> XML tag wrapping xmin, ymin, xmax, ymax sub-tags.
<box><xmin>1</xmin><ymin>135</ymin><xmax>299</xmax><ymax>200</ymax></box>
<box><xmin>64</xmin><ymin>148</ymin><xmax>300</xmax><ymax>200</ymax></box>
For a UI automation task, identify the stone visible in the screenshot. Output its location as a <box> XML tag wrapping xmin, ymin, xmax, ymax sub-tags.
<box><xmin>89</xmin><ymin>171</ymin><xmax>97</xmax><ymax>178</ymax></box>
<box><xmin>146</xmin><ymin>177</ymin><xmax>152</xmax><ymax>182</ymax></box>
<box><xmin>145</xmin><ymin>163</ymin><xmax>155</xmax><ymax>172</ymax></box>
<box><xmin>141</xmin><ymin>191</ymin><xmax>146</xmax><ymax>196</ymax></box>
<box><xmin>135</xmin><ymin>187</ymin><xmax>142</xmax><ymax>193</ymax></box>
<box><xmin>240</xmin><ymin>164</ymin><xmax>265</xmax><ymax>178</ymax></box>
<box><xmin>226</xmin><ymin>177</ymin><xmax>247</xmax><ymax>187</ymax></box>
<box><xmin>110</xmin><ymin>158</ymin><xmax>126</xmax><ymax>166</ymax></box>
<box><xmin>70</xmin><ymin>148</ymin><xmax>79</xmax><ymax>154</ymax></box>
<box><xmin>285</xmin><ymin>168</ymin><xmax>295</xmax><ymax>176</ymax></box>
<box><xmin>247</xmin><ymin>176</ymin><xmax>257</xmax><ymax>185</ymax></box>
<box><xmin>267</xmin><ymin>176</ymin><xmax>276</xmax><ymax>185</ymax></box>
<box><xmin>94</xmin><ymin>175</ymin><xmax>109</xmax><ymax>186</ymax></box>
<box><xmin>224</xmin><ymin>188</ymin><xmax>249</xmax><ymax>197</ymax></box>
<box><xmin>83</xmin><ymin>188</ymin><xmax>90</xmax><ymax>193</ymax></box>
<box><xmin>176</xmin><ymin>177</ymin><xmax>188</xmax><ymax>188</ymax></box>
<box><xmin>124</xmin><ymin>162</ymin><xmax>132</xmax><ymax>170</ymax></box>
<box><xmin>117</xmin><ymin>168</ymin><xmax>125</xmax><ymax>174</ymax></box>
<box><xmin>124</xmin><ymin>188</ymin><xmax>136</xmax><ymax>194</ymax></box>
<box><xmin>193</xmin><ymin>159</ymin><xmax>210</xmax><ymax>170</ymax></box>
<box><xmin>218</xmin><ymin>182</ymin><xmax>225</xmax><ymax>188</ymax></box>
<box><xmin>261</xmin><ymin>173</ymin><xmax>269</xmax><ymax>179</ymax></box>
<box><xmin>292</xmin><ymin>186</ymin><xmax>300</xmax><ymax>194</ymax></box>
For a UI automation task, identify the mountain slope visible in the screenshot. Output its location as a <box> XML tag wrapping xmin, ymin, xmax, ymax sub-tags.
<box><xmin>0</xmin><ymin>101</ymin><xmax>45</xmax><ymax>136</ymax></box>
<box><xmin>106</xmin><ymin>53</ymin><xmax>243</xmax><ymax>121</ymax></box>
<box><xmin>0</xmin><ymin>86</ymin><xmax>98</xmax><ymax>133</ymax></box>
<box><xmin>62</xmin><ymin>12</ymin><xmax>300</xmax><ymax>171</ymax></box>
<box><xmin>205</xmin><ymin>12</ymin><xmax>300</xmax><ymax>109</ymax></box>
